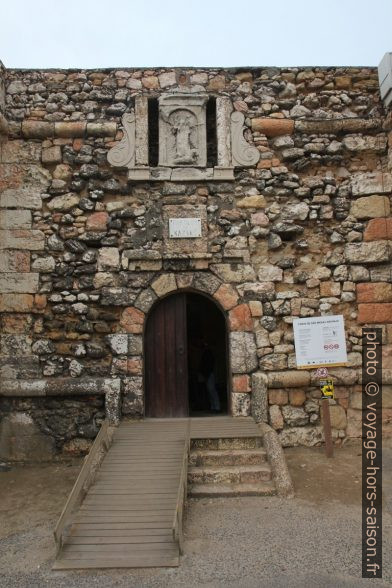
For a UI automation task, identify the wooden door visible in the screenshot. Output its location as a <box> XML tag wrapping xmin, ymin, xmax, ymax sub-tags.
<box><xmin>145</xmin><ymin>293</ymin><xmax>188</xmax><ymax>417</ymax></box>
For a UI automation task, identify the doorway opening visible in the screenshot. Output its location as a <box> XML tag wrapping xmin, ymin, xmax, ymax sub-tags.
<box><xmin>144</xmin><ymin>291</ymin><xmax>229</xmax><ymax>418</ymax></box>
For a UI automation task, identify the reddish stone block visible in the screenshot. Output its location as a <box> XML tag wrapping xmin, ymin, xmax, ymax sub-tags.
<box><xmin>288</xmin><ymin>389</ymin><xmax>306</xmax><ymax>406</ymax></box>
<box><xmin>320</xmin><ymin>281</ymin><xmax>341</xmax><ymax>297</ymax></box>
<box><xmin>14</xmin><ymin>251</ymin><xmax>31</xmax><ymax>272</ymax></box>
<box><xmin>250</xmin><ymin>212</ymin><xmax>269</xmax><ymax>227</ymax></box>
<box><xmin>0</xmin><ymin>294</ymin><xmax>34</xmax><ymax>312</ymax></box>
<box><xmin>0</xmin><ymin>164</ymin><xmax>23</xmax><ymax>192</ymax></box>
<box><xmin>73</xmin><ymin>138</ymin><xmax>84</xmax><ymax>152</ymax></box>
<box><xmin>0</xmin><ymin>314</ymin><xmax>32</xmax><ymax>333</ymax></box>
<box><xmin>229</xmin><ymin>304</ymin><xmax>253</xmax><ymax>331</ymax></box>
<box><xmin>214</xmin><ymin>283</ymin><xmax>239</xmax><ymax>310</ymax></box>
<box><xmin>120</xmin><ymin>306</ymin><xmax>145</xmax><ymax>333</ymax></box>
<box><xmin>358</xmin><ymin>303</ymin><xmax>392</xmax><ymax>324</ymax></box>
<box><xmin>251</xmin><ymin>117</ymin><xmax>294</xmax><ymax>137</ymax></box>
<box><xmin>86</xmin><ymin>212</ymin><xmax>109</xmax><ymax>232</ymax></box>
<box><xmin>34</xmin><ymin>294</ymin><xmax>47</xmax><ymax>309</ymax></box>
<box><xmin>233</xmin><ymin>375</ymin><xmax>250</xmax><ymax>393</ymax></box>
<box><xmin>127</xmin><ymin>358</ymin><xmax>142</xmax><ymax>375</ymax></box>
<box><xmin>268</xmin><ymin>389</ymin><xmax>288</xmax><ymax>405</ymax></box>
<box><xmin>357</xmin><ymin>282</ymin><xmax>392</xmax><ymax>303</ymax></box>
<box><xmin>364</xmin><ymin>218</ymin><xmax>392</xmax><ymax>241</ymax></box>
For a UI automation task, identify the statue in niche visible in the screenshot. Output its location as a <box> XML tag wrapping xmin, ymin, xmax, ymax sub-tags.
<box><xmin>169</xmin><ymin>109</ymin><xmax>197</xmax><ymax>165</ymax></box>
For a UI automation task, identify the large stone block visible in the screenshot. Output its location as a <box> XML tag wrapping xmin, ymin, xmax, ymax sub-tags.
<box><xmin>22</xmin><ymin>120</ymin><xmax>54</xmax><ymax>139</ymax></box>
<box><xmin>0</xmin><ymin>272</ymin><xmax>39</xmax><ymax>293</ymax></box>
<box><xmin>151</xmin><ymin>273</ymin><xmax>177</xmax><ymax>297</ymax></box>
<box><xmin>31</xmin><ymin>256</ymin><xmax>55</xmax><ymax>273</ymax></box>
<box><xmin>0</xmin><ymin>187</ymin><xmax>42</xmax><ymax>209</ymax></box>
<box><xmin>258</xmin><ymin>265</ymin><xmax>283</xmax><ymax>282</ymax></box>
<box><xmin>0</xmin><ymin>250</ymin><xmax>30</xmax><ymax>272</ymax></box>
<box><xmin>251</xmin><ymin>372</ymin><xmax>268</xmax><ymax>423</ymax></box>
<box><xmin>358</xmin><ymin>303</ymin><xmax>392</xmax><ymax>324</ymax></box>
<box><xmin>279</xmin><ymin>426</ymin><xmax>324</xmax><ymax>447</ymax></box>
<box><xmin>364</xmin><ymin>218</ymin><xmax>392</xmax><ymax>241</ymax></box>
<box><xmin>229</xmin><ymin>304</ymin><xmax>253</xmax><ymax>331</ymax></box>
<box><xmin>0</xmin><ymin>229</ymin><xmax>44</xmax><ymax>250</ymax></box>
<box><xmin>119</xmin><ymin>307</ymin><xmax>145</xmax><ymax>334</ymax></box>
<box><xmin>86</xmin><ymin>121</ymin><xmax>117</xmax><ymax>138</ymax></box>
<box><xmin>344</xmin><ymin>241</ymin><xmax>390</xmax><ymax>264</ymax></box>
<box><xmin>350</xmin><ymin>195</ymin><xmax>390</xmax><ymax>219</ymax></box>
<box><xmin>343</xmin><ymin>134</ymin><xmax>387</xmax><ymax>153</ymax></box>
<box><xmin>211</xmin><ymin>264</ymin><xmax>256</xmax><ymax>283</ymax></box>
<box><xmin>41</xmin><ymin>145</ymin><xmax>62</xmax><ymax>164</ymax></box>
<box><xmin>122</xmin><ymin>377</ymin><xmax>143</xmax><ymax>416</ymax></box>
<box><xmin>282</xmin><ymin>405</ymin><xmax>308</xmax><ymax>426</ymax></box>
<box><xmin>237</xmin><ymin>195</ymin><xmax>266</xmax><ymax>208</ymax></box>
<box><xmin>267</xmin><ymin>370</ymin><xmax>310</xmax><ymax>388</ymax></box>
<box><xmin>214</xmin><ymin>283</ymin><xmax>239</xmax><ymax>310</ymax></box>
<box><xmin>351</xmin><ymin>172</ymin><xmax>392</xmax><ymax>196</ymax></box>
<box><xmin>0</xmin><ymin>293</ymin><xmax>34</xmax><ymax>312</ymax></box>
<box><xmin>251</xmin><ymin>118</ymin><xmax>294</xmax><ymax>137</ymax></box>
<box><xmin>357</xmin><ymin>282</ymin><xmax>392</xmax><ymax>303</ymax></box>
<box><xmin>97</xmin><ymin>247</ymin><xmax>120</xmax><ymax>271</ymax></box>
<box><xmin>0</xmin><ymin>355</ymin><xmax>40</xmax><ymax>379</ymax></box>
<box><xmin>47</xmin><ymin>192</ymin><xmax>79</xmax><ymax>211</ymax></box>
<box><xmin>230</xmin><ymin>332</ymin><xmax>258</xmax><ymax>373</ymax></box>
<box><xmin>0</xmin><ymin>209</ymin><xmax>31</xmax><ymax>229</ymax></box>
<box><xmin>54</xmin><ymin>121</ymin><xmax>86</xmax><ymax>138</ymax></box>
<box><xmin>259</xmin><ymin>353</ymin><xmax>288</xmax><ymax>371</ymax></box>
<box><xmin>0</xmin><ymin>334</ymin><xmax>32</xmax><ymax>355</ymax></box>
<box><xmin>231</xmin><ymin>392</ymin><xmax>251</xmax><ymax>417</ymax></box>
<box><xmin>0</xmin><ymin>140</ymin><xmax>41</xmax><ymax>164</ymax></box>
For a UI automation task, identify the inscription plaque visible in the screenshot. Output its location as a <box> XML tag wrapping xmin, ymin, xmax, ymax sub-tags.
<box><xmin>169</xmin><ymin>218</ymin><xmax>202</xmax><ymax>238</ymax></box>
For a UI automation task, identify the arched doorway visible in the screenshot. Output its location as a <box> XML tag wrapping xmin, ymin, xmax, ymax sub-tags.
<box><xmin>144</xmin><ymin>291</ymin><xmax>229</xmax><ymax>418</ymax></box>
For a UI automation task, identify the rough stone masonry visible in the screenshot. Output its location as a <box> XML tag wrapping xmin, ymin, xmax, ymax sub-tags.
<box><xmin>0</xmin><ymin>61</ymin><xmax>391</xmax><ymax>459</ymax></box>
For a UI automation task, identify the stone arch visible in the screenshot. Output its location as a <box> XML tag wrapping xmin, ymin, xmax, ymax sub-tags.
<box><xmin>117</xmin><ymin>270</ymin><xmax>260</xmax><ymax>419</ymax></box>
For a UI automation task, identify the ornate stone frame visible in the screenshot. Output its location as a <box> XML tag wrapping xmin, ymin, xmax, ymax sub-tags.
<box><xmin>107</xmin><ymin>95</ymin><xmax>260</xmax><ymax>181</ymax></box>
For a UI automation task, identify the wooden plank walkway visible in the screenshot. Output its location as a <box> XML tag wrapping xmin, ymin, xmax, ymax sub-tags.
<box><xmin>53</xmin><ymin>419</ymin><xmax>189</xmax><ymax>570</ymax></box>
<box><xmin>53</xmin><ymin>417</ymin><xmax>259</xmax><ymax>570</ymax></box>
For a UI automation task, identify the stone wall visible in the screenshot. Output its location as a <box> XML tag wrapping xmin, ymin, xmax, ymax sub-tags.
<box><xmin>0</xmin><ymin>65</ymin><xmax>391</xmax><ymax>457</ymax></box>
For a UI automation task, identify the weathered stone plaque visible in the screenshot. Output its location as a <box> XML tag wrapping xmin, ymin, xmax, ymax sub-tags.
<box><xmin>169</xmin><ymin>218</ymin><xmax>202</xmax><ymax>238</ymax></box>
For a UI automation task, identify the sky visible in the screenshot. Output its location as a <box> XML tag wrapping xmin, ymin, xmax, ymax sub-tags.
<box><xmin>1</xmin><ymin>0</ymin><xmax>391</xmax><ymax>69</ymax></box>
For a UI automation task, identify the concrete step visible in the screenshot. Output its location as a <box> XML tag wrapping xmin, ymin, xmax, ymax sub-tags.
<box><xmin>187</xmin><ymin>464</ymin><xmax>272</xmax><ymax>485</ymax></box>
<box><xmin>191</xmin><ymin>437</ymin><xmax>262</xmax><ymax>450</ymax></box>
<box><xmin>188</xmin><ymin>481</ymin><xmax>277</xmax><ymax>498</ymax></box>
<box><xmin>189</xmin><ymin>448</ymin><xmax>267</xmax><ymax>466</ymax></box>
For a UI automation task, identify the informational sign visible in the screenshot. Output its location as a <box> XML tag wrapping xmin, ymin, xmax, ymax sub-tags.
<box><xmin>169</xmin><ymin>218</ymin><xmax>201</xmax><ymax>238</ymax></box>
<box><xmin>320</xmin><ymin>378</ymin><xmax>335</xmax><ymax>399</ymax></box>
<box><xmin>293</xmin><ymin>315</ymin><xmax>348</xmax><ymax>369</ymax></box>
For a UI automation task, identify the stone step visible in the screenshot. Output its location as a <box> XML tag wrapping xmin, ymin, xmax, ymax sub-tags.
<box><xmin>189</xmin><ymin>448</ymin><xmax>267</xmax><ymax>466</ymax></box>
<box><xmin>187</xmin><ymin>464</ymin><xmax>272</xmax><ymax>485</ymax></box>
<box><xmin>188</xmin><ymin>481</ymin><xmax>277</xmax><ymax>498</ymax></box>
<box><xmin>190</xmin><ymin>437</ymin><xmax>262</xmax><ymax>450</ymax></box>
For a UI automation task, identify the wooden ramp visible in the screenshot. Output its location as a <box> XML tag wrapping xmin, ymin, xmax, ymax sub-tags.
<box><xmin>53</xmin><ymin>419</ymin><xmax>189</xmax><ymax>570</ymax></box>
<box><xmin>53</xmin><ymin>417</ymin><xmax>261</xmax><ymax>570</ymax></box>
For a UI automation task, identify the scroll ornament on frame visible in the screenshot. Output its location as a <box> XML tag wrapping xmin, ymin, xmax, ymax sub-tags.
<box><xmin>107</xmin><ymin>113</ymin><xmax>136</xmax><ymax>168</ymax></box>
<box><xmin>230</xmin><ymin>111</ymin><xmax>260</xmax><ymax>167</ymax></box>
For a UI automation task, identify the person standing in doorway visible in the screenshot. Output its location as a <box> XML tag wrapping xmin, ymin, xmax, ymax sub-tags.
<box><xmin>199</xmin><ymin>343</ymin><xmax>221</xmax><ymax>412</ymax></box>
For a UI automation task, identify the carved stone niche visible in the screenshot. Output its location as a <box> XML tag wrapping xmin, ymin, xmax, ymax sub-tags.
<box><xmin>107</xmin><ymin>93</ymin><xmax>260</xmax><ymax>181</ymax></box>
<box><xmin>159</xmin><ymin>94</ymin><xmax>207</xmax><ymax>167</ymax></box>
